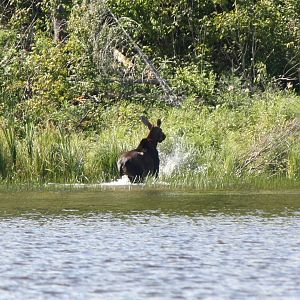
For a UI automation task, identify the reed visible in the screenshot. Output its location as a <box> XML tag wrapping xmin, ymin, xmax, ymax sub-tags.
<box><xmin>1</xmin><ymin>122</ymin><xmax>17</xmax><ymax>172</ymax></box>
<box><xmin>0</xmin><ymin>140</ymin><xmax>8</xmax><ymax>179</ymax></box>
<box><xmin>0</xmin><ymin>90</ymin><xmax>298</xmax><ymax>189</ymax></box>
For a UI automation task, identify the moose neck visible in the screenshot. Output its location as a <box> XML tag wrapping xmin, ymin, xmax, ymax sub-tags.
<box><xmin>146</xmin><ymin>137</ymin><xmax>158</xmax><ymax>148</ymax></box>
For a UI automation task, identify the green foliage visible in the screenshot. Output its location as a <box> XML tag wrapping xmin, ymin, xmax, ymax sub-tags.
<box><xmin>1</xmin><ymin>0</ymin><xmax>300</xmax><ymax>124</ymax></box>
<box><xmin>172</xmin><ymin>65</ymin><xmax>216</xmax><ymax>103</ymax></box>
<box><xmin>288</xmin><ymin>144</ymin><xmax>300</xmax><ymax>179</ymax></box>
<box><xmin>108</xmin><ymin>0</ymin><xmax>215</xmax><ymax>58</ymax></box>
<box><xmin>0</xmin><ymin>0</ymin><xmax>300</xmax><ymax>188</ymax></box>
<box><xmin>2</xmin><ymin>122</ymin><xmax>17</xmax><ymax>171</ymax></box>
<box><xmin>209</xmin><ymin>0</ymin><xmax>300</xmax><ymax>85</ymax></box>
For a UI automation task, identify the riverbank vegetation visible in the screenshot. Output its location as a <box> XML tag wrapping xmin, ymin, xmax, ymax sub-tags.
<box><xmin>0</xmin><ymin>0</ymin><xmax>299</xmax><ymax>188</ymax></box>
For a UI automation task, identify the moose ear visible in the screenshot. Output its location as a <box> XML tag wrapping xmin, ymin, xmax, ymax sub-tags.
<box><xmin>141</xmin><ymin>116</ymin><xmax>152</xmax><ymax>129</ymax></box>
<box><xmin>157</xmin><ymin>119</ymin><xmax>161</xmax><ymax>127</ymax></box>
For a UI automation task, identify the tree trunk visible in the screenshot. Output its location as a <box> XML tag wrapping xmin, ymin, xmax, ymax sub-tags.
<box><xmin>52</xmin><ymin>3</ymin><xmax>67</xmax><ymax>42</ymax></box>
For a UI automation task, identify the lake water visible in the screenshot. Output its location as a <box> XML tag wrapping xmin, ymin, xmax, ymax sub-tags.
<box><xmin>0</xmin><ymin>187</ymin><xmax>300</xmax><ymax>299</ymax></box>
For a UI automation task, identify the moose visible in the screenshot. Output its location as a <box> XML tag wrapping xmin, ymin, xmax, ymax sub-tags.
<box><xmin>117</xmin><ymin>116</ymin><xmax>166</xmax><ymax>183</ymax></box>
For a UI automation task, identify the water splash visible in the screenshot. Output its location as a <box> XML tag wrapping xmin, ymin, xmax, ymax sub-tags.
<box><xmin>160</xmin><ymin>140</ymin><xmax>207</xmax><ymax>176</ymax></box>
<box><xmin>160</xmin><ymin>143</ymin><xmax>191</xmax><ymax>176</ymax></box>
<box><xmin>47</xmin><ymin>176</ymin><xmax>141</xmax><ymax>189</ymax></box>
<box><xmin>100</xmin><ymin>175</ymin><xmax>141</xmax><ymax>187</ymax></box>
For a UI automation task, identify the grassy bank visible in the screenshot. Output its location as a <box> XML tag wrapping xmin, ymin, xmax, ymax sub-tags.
<box><xmin>0</xmin><ymin>89</ymin><xmax>299</xmax><ymax>189</ymax></box>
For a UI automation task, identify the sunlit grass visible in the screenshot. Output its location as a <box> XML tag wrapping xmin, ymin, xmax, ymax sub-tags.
<box><xmin>0</xmin><ymin>90</ymin><xmax>299</xmax><ymax>190</ymax></box>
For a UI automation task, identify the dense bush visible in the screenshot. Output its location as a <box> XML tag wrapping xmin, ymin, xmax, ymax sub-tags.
<box><xmin>1</xmin><ymin>0</ymin><xmax>300</xmax><ymax>122</ymax></box>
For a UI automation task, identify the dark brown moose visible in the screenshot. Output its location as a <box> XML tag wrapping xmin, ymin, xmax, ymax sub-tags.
<box><xmin>117</xmin><ymin>116</ymin><xmax>166</xmax><ymax>183</ymax></box>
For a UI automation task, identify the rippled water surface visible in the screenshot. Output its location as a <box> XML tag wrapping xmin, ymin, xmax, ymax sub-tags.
<box><xmin>1</xmin><ymin>188</ymin><xmax>300</xmax><ymax>299</ymax></box>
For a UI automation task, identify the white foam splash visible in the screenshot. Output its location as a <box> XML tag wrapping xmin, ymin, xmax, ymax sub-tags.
<box><xmin>100</xmin><ymin>175</ymin><xmax>137</xmax><ymax>186</ymax></box>
<box><xmin>46</xmin><ymin>176</ymin><xmax>142</xmax><ymax>189</ymax></box>
<box><xmin>160</xmin><ymin>144</ymin><xmax>191</xmax><ymax>176</ymax></box>
<box><xmin>160</xmin><ymin>140</ymin><xmax>208</xmax><ymax>176</ymax></box>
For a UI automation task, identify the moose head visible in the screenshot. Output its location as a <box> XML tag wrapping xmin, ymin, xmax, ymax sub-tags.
<box><xmin>117</xmin><ymin>116</ymin><xmax>166</xmax><ymax>183</ymax></box>
<box><xmin>141</xmin><ymin>116</ymin><xmax>166</xmax><ymax>146</ymax></box>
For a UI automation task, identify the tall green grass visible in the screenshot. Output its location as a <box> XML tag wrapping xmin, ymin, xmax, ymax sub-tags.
<box><xmin>0</xmin><ymin>90</ymin><xmax>299</xmax><ymax>189</ymax></box>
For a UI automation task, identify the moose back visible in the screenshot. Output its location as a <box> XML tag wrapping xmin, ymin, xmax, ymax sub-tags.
<box><xmin>117</xmin><ymin>116</ymin><xmax>166</xmax><ymax>183</ymax></box>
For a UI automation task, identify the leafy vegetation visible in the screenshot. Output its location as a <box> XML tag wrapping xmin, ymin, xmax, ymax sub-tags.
<box><xmin>0</xmin><ymin>0</ymin><xmax>299</xmax><ymax>188</ymax></box>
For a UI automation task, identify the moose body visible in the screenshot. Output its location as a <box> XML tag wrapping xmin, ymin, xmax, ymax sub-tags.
<box><xmin>117</xmin><ymin>117</ymin><xmax>166</xmax><ymax>183</ymax></box>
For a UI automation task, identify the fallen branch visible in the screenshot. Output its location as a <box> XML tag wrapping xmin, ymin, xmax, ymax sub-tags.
<box><xmin>107</xmin><ymin>9</ymin><xmax>181</xmax><ymax>106</ymax></box>
<box><xmin>122</xmin><ymin>78</ymin><xmax>160</xmax><ymax>85</ymax></box>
